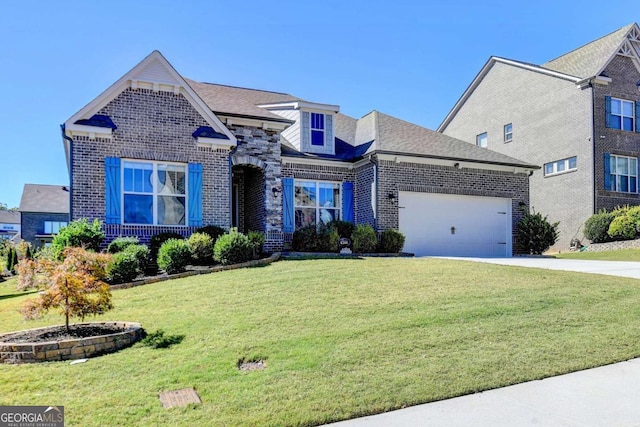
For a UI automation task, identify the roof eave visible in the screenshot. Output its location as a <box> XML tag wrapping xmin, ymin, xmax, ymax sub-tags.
<box><xmin>373</xmin><ymin>149</ymin><xmax>539</xmax><ymax>171</ymax></box>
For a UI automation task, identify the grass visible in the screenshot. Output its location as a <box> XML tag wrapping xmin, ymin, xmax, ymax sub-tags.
<box><xmin>2</xmin><ymin>258</ymin><xmax>640</xmax><ymax>426</ymax></box>
<box><xmin>555</xmin><ymin>248</ymin><xmax>640</xmax><ymax>261</ymax></box>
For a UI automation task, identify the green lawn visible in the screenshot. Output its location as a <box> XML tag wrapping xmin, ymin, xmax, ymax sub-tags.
<box><xmin>556</xmin><ymin>248</ymin><xmax>640</xmax><ymax>261</ymax></box>
<box><xmin>2</xmin><ymin>258</ymin><xmax>640</xmax><ymax>426</ymax></box>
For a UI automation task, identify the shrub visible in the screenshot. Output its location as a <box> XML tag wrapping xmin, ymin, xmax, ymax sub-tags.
<box><xmin>517</xmin><ymin>210</ymin><xmax>559</xmax><ymax>254</ymax></box>
<box><xmin>6</xmin><ymin>246</ymin><xmax>17</xmax><ymax>274</ymax></box>
<box><xmin>214</xmin><ymin>228</ymin><xmax>254</xmax><ymax>265</ymax></box>
<box><xmin>107</xmin><ymin>236</ymin><xmax>140</xmax><ymax>254</ymax></box>
<box><xmin>625</xmin><ymin>206</ymin><xmax>640</xmax><ymax>232</ymax></box>
<box><xmin>106</xmin><ymin>250</ymin><xmax>140</xmax><ymax>284</ymax></box>
<box><xmin>292</xmin><ymin>225</ymin><xmax>319</xmax><ymax>252</ymax></box>
<box><xmin>187</xmin><ymin>232</ymin><xmax>214</xmax><ymax>265</ymax></box>
<box><xmin>327</xmin><ymin>220</ymin><xmax>355</xmax><ymax>239</ymax></box>
<box><xmin>195</xmin><ymin>225</ymin><xmax>226</xmax><ymax>243</ymax></box>
<box><xmin>352</xmin><ymin>224</ymin><xmax>378</xmax><ymax>253</ymax></box>
<box><xmin>141</xmin><ymin>329</ymin><xmax>185</xmax><ymax>349</ymax></box>
<box><xmin>149</xmin><ymin>232</ymin><xmax>184</xmax><ymax>273</ymax></box>
<box><xmin>123</xmin><ymin>244</ymin><xmax>150</xmax><ymax>274</ymax></box>
<box><xmin>51</xmin><ymin>218</ymin><xmax>104</xmax><ymax>257</ymax></box>
<box><xmin>608</xmin><ymin>215</ymin><xmax>637</xmax><ymax>240</ymax></box>
<box><xmin>584</xmin><ymin>211</ymin><xmax>615</xmax><ymax>243</ymax></box>
<box><xmin>247</xmin><ymin>231</ymin><xmax>265</xmax><ymax>257</ymax></box>
<box><xmin>379</xmin><ymin>229</ymin><xmax>406</xmax><ymax>253</ymax></box>
<box><xmin>157</xmin><ymin>239</ymin><xmax>191</xmax><ymax>274</ymax></box>
<box><xmin>316</xmin><ymin>224</ymin><xmax>339</xmax><ymax>252</ymax></box>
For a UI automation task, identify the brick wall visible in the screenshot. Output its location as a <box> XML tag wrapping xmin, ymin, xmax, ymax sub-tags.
<box><xmin>20</xmin><ymin>212</ymin><xmax>69</xmax><ymax>247</ymax></box>
<box><xmin>355</xmin><ymin>163</ymin><xmax>376</xmax><ymax>227</ymax></box>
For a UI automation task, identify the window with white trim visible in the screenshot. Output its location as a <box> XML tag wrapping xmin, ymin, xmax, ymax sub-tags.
<box><xmin>544</xmin><ymin>156</ymin><xmax>577</xmax><ymax>176</ymax></box>
<box><xmin>310</xmin><ymin>113</ymin><xmax>325</xmax><ymax>146</ymax></box>
<box><xmin>44</xmin><ymin>221</ymin><xmax>67</xmax><ymax>234</ymax></box>
<box><xmin>476</xmin><ymin>132</ymin><xmax>487</xmax><ymax>148</ymax></box>
<box><xmin>294</xmin><ymin>180</ymin><xmax>340</xmax><ymax>229</ymax></box>
<box><xmin>609</xmin><ymin>154</ymin><xmax>638</xmax><ymax>193</ymax></box>
<box><xmin>504</xmin><ymin>123</ymin><xmax>513</xmax><ymax>142</ymax></box>
<box><xmin>122</xmin><ymin>160</ymin><xmax>187</xmax><ymax>225</ymax></box>
<box><xmin>611</xmin><ymin>98</ymin><xmax>635</xmax><ymax>131</ymax></box>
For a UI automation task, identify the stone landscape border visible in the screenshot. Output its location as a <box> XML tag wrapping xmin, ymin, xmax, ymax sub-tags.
<box><xmin>0</xmin><ymin>322</ymin><xmax>144</xmax><ymax>364</ymax></box>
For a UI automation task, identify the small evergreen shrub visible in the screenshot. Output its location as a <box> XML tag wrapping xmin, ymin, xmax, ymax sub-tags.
<box><xmin>123</xmin><ymin>244</ymin><xmax>150</xmax><ymax>274</ymax></box>
<box><xmin>107</xmin><ymin>236</ymin><xmax>140</xmax><ymax>254</ymax></box>
<box><xmin>157</xmin><ymin>239</ymin><xmax>191</xmax><ymax>274</ymax></box>
<box><xmin>195</xmin><ymin>225</ymin><xmax>226</xmax><ymax>243</ymax></box>
<box><xmin>51</xmin><ymin>218</ymin><xmax>104</xmax><ymax>257</ymax></box>
<box><xmin>214</xmin><ymin>228</ymin><xmax>254</xmax><ymax>265</ymax></box>
<box><xmin>584</xmin><ymin>211</ymin><xmax>615</xmax><ymax>243</ymax></box>
<box><xmin>352</xmin><ymin>224</ymin><xmax>378</xmax><ymax>253</ymax></box>
<box><xmin>517</xmin><ymin>210</ymin><xmax>559</xmax><ymax>254</ymax></box>
<box><xmin>247</xmin><ymin>231</ymin><xmax>265</xmax><ymax>257</ymax></box>
<box><xmin>292</xmin><ymin>225</ymin><xmax>319</xmax><ymax>252</ymax></box>
<box><xmin>327</xmin><ymin>220</ymin><xmax>355</xmax><ymax>239</ymax></box>
<box><xmin>625</xmin><ymin>206</ymin><xmax>640</xmax><ymax>232</ymax></box>
<box><xmin>149</xmin><ymin>232</ymin><xmax>184</xmax><ymax>273</ymax></box>
<box><xmin>379</xmin><ymin>229</ymin><xmax>406</xmax><ymax>253</ymax></box>
<box><xmin>608</xmin><ymin>215</ymin><xmax>637</xmax><ymax>240</ymax></box>
<box><xmin>187</xmin><ymin>232</ymin><xmax>214</xmax><ymax>265</ymax></box>
<box><xmin>6</xmin><ymin>246</ymin><xmax>17</xmax><ymax>274</ymax></box>
<box><xmin>106</xmin><ymin>250</ymin><xmax>139</xmax><ymax>284</ymax></box>
<box><xmin>316</xmin><ymin>224</ymin><xmax>339</xmax><ymax>252</ymax></box>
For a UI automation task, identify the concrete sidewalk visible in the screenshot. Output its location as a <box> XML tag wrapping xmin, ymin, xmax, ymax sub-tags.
<box><xmin>326</xmin><ymin>358</ymin><xmax>640</xmax><ymax>426</ymax></box>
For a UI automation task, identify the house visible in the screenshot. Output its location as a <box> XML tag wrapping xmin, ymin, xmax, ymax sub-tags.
<box><xmin>0</xmin><ymin>210</ymin><xmax>20</xmax><ymax>242</ymax></box>
<box><xmin>439</xmin><ymin>23</ymin><xmax>640</xmax><ymax>251</ymax></box>
<box><xmin>19</xmin><ymin>184</ymin><xmax>70</xmax><ymax>247</ymax></box>
<box><xmin>61</xmin><ymin>51</ymin><xmax>536</xmax><ymax>257</ymax></box>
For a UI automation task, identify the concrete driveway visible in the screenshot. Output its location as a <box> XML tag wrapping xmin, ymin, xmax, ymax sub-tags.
<box><xmin>435</xmin><ymin>256</ymin><xmax>640</xmax><ymax>279</ymax></box>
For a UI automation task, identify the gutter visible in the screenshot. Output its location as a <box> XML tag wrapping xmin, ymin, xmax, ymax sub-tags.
<box><xmin>61</xmin><ymin>124</ymin><xmax>74</xmax><ymax>221</ymax></box>
<box><xmin>373</xmin><ymin>150</ymin><xmax>540</xmax><ymax>170</ymax></box>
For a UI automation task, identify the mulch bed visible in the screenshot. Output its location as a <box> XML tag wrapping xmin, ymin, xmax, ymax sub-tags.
<box><xmin>0</xmin><ymin>324</ymin><xmax>126</xmax><ymax>343</ymax></box>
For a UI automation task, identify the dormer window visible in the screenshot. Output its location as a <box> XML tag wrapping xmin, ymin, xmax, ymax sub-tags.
<box><xmin>311</xmin><ymin>113</ymin><xmax>325</xmax><ymax>146</ymax></box>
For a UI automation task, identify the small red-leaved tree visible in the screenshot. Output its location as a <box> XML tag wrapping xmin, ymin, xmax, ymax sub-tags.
<box><xmin>21</xmin><ymin>247</ymin><xmax>113</xmax><ymax>333</ymax></box>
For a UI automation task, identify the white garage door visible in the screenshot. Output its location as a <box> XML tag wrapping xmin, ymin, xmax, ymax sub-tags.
<box><xmin>398</xmin><ymin>192</ymin><xmax>512</xmax><ymax>257</ymax></box>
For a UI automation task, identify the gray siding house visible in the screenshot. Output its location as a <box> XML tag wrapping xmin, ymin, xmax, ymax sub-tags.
<box><xmin>19</xmin><ymin>184</ymin><xmax>70</xmax><ymax>247</ymax></box>
<box><xmin>62</xmin><ymin>51</ymin><xmax>536</xmax><ymax>257</ymax></box>
<box><xmin>439</xmin><ymin>23</ymin><xmax>640</xmax><ymax>251</ymax></box>
<box><xmin>0</xmin><ymin>211</ymin><xmax>20</xmax><ymax>242</ymax></box>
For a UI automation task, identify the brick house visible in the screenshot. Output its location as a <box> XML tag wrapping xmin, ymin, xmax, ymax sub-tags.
<box><xmin>19</xmin><ymin>184</ymin><xmax>70</xmax><ymax>247</ymax></box>
<box><xmin>439</xmin><ymin>23</ymin><xmax>640</xmax><ymax>250</ymax></box>
<box><xmin>62</xmin><ymin>51</ymin><xmax>535</xmax><ymax>257</ymax></box>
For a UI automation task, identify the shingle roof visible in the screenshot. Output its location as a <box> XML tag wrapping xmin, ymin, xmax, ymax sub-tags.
<box><xmin>369</xmin><ymin>111</ymin><xmax>537</xmax><ymax>168</ymax></box>
<box><xmin>185</xmin><ymin>79</ymin><xmax>300</xmax><ymax>123</ymax></box>
<box><xmin>542</xmin><ymin>23</ymin><xmax>636</xmax><ymax>78</ymax></box>
<box><xmin>19</xmin><ymin>184</ymin><xmax>70</xmax><ymax>213</ymax></box>
<box><xmin>0</xmin><ymin>210</ymin><xmax>20</xmax><ymax>224</ymax></box>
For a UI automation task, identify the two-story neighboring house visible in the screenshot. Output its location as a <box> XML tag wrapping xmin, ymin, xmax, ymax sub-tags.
<box><xmin>439</xmin><ymin>23</ymin><xmax>640</xmax><ymax>250</ymax></box>
<box><xmin>0</xmin><ymin>210</ymin><xmax>20</xmax><ymax>242</ymax></box>
<box><xmin>62</xmin><ymin>51</ymin><xmax>537</xmax><ymax>257</ymax></box>
<box><xmin>19</xmin><ymin>184</ymin><xmax>70</xmax><ymax>247</ymax></box>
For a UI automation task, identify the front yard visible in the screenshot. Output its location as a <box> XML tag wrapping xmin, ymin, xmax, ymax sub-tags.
<box><xmin>2</xmin><ymin>258</ymin><xmax>640</xmax><ymax>426</ymax></box>
<box><xmin>556</xmin><ymin>248</ymin><xmax>640</xmax><ymax>261</ymax></box>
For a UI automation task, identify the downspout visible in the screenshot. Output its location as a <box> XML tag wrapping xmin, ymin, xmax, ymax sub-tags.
<box><xmin>229</xmin><ymin>145</ymin><xmax>238</xmax><ymax>231</ymax></box>
<box><xmin>61</xmin><ymin>124</ymin><xmax>73</xmax><ymax>221</ymax></box>
<box><xmin>372</xmin><ymin>154</ymin><xmax>378</xmax><ymax>230</ymax></box>
<box><xmin>590</xmin><ymin>82</ymin><xmax>597</xmax><ymax>215</ymax></box>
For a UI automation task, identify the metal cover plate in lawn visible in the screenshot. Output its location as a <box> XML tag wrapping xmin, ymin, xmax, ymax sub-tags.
<box><xmin>159</xmin><ymin>388</ymin><xmax>202</xmax><ymax>408</ymax></box>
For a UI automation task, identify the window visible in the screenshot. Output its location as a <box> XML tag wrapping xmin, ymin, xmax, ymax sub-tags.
<box><xmin>122</xmin><ymin>160</ymin><xmax>187</xmax><ymax>225</ymax></box>
<box><xmin>310</xmin><ymin>113</ymin><xmax>325</xmax><ymax>146</ymax></box>
<box><xmin>544</xmin><ymin>156</ymin><xmax>577</xmax><ymax>176</ymax></box>
<box><xmin>294</xmin><ymin>180</ymin><xmax>340</xmax><ymax>228</ymax></box>
<box><xmin>610</xmin><ymin>98</ymin><xmax>635</xmax><ymax>131</ymax></box>
<box><xmin>608</xmin><ymin>154</ymin><xmax>638</xmax><ymax>193</ymax></box>
<box><xmin>504</xmin><ymin>123</ymin><xmax>513</xmax><ymax>142</ymax></box>
<box><xmin>44</xmin><ymin>221</ymin><xmax>67</xmax><ymax>234</ymax></box>
<box><xmin>476</xmin><ymin>132</ymin><xmax>487</xmax><ymax>148</ymax></box>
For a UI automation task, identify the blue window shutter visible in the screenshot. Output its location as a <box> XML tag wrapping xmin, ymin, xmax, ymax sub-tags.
<box><xmin>342</xmin><ymin>181</ymin><xmax>354</xmax><ymax>223</ymax></box>
<box><xmin>282</xmin><ymin>178</ymin><xmax>294</xmax><ymax>233</ymax></box>
<box><xmin>188</xmin><ymin>163</ymin><xmax>203</xmax><ymax>226</ymax></box>
<box><xmin>605</xmin><ymin>96</ymin><xmax>612</xmax><ymax>128</ymax></box>
<box><xmin>635</xmin><ymin>101</ymin><xmax>640</xmax><ymax>133</ymax></box>
<box><xmin>104</xmin><ymin>157</ymin><xmax>121</xmax><ymax>224</ymax></box>
<box><xmin>604</xmin><ymin>152</ymin><xmax>611</xmax><ymax>191</ymax></box>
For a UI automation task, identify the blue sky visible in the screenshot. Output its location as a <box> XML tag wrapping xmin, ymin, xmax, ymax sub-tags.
<box><xmin>0</xmin><ymin>0</ymin><xmax>636</xmax><ymax>208</ymax></box>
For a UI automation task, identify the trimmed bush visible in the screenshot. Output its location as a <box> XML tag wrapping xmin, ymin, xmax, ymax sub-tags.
<box><xmin>195</xmin><ymin>225</ymin><xmax>226</xmax><ymax>243</ymax></box>
<box><xmin>51</xmin><ymin>218</ymin><xmax>104</xmax><ymax>257</ymax></box>
<box><xmin>317</xmin><ymin>224</ymin><xmax>339</xmax><ymax>252</ymax></box>
<box><xmin>149</xmin><ymin>232</ymin><xmax>184</xmax><ymax>273</ymax></box>
<box><xmin>107</xmin><ymin>236</ymin><xmax>140</xmax><ymax>254</ymax></box>
<box><xmin>379</xmin><ymin>229</ymin><xmax>405</xmax><ymax>253</ymax></box>
<box><xmin>584</xmin><ymin>211</ymin><xmax>615</xmax><ymax>243</ymax></box>
<box><xmin>608</xmin><ymin>215</ymin><xmax>636</xmax><ymax>240</ymax></box>
<box><xmin>247</xmin><ymin>231</ymin><xmax>265</xmax><ymax>257</ymax></box>
<box><xmin>187</xmin><ymin>232</ymin><xmax>214</xmax><ymax>265</ymax></box>
<box><xmin>327</xmin><ymin>220</ymin><xmax>355</xmax><ymax>239</ymax></box>
<box><xmin>292</xmin><ymin>225</ymin><xmax>319</xmax><ymax>252</ymax></box>
<box><xmin>214</xmin><ymin>228</ymin><xmax>254</xmax><ymax>265</ymax></box>
<box><xmin>106</xmin><ymin>250</ymin><xmax>139</xmax><ymax>284</ymax></box>
<box><xmin>352</xmin><ymin>224</ymin><xmax>378</xmax><ymax>253</ymax></box>
<box><xmin>517</xmin><ymin>210</ymin><xmax>559</xmax><ymax>254</ymax></box>
<box><xmin>157</xmin><ymin>239</ymin><xmax>191</xmax><ymax>274</ymax></box>
<box><xmin>123</xmin><ymin>244</ymin><xmax>150</xmax><ymax>275</ymax></box>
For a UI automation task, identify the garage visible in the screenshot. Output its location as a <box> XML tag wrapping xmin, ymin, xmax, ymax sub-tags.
<box><xmin>398</xmin><ymin>192</ymin><xmax>512</xmax><ymax>257</ymax></box>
